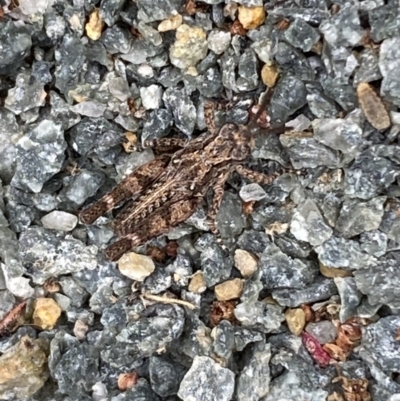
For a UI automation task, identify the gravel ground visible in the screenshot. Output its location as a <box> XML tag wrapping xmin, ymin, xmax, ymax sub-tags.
<box><xmin>0</xmin><ymin>0</ymin><xmax>400</xmax><ymax>400</ymax></box>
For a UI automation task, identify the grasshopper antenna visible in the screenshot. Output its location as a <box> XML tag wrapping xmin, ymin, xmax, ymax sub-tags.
<box><xmin>249</xmin><ymin>88</ymin><xmax>286</xmax><ymax>135</ymax></box>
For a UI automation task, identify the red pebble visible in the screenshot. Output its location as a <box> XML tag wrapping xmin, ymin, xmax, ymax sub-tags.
<box><xmin>301</xmin><ymin>332</ymin><xmax>331</xmax><ymax>368</ymax></box>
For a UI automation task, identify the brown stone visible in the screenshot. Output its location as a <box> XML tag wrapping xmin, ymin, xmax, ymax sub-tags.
<box><xmin>320</xmin><ymin>262</ymin><xmax>352</xmax><ymax>278</ymax></box>
<box><xmin>238</xmin><ymin>6</ymin><xmax>265</xmax><ymax>30</ymax></box>
<box><xmin>0</xmin><ymin>336</ymin><xmax>49</xmax><ymax>399</ymax></box>
<box><xmin>261</xmin><ymin>63</ymin><xmax>279</xmax><ymax>88</ymax></box>
<box><xmin>234</xmin><ymin>249</ymin><xmax>258</xmax><ymax>278</ymax></box>
<box><xmin>215</xmin><ymin>278</ymin><xmax>244</xmax><ymax>301</ymax></box>
<box><xmin>85</xmin><ymin>8</ymin><xmax>104</xmax><ymax>41</ymax></box>
<box><xmin>118</xmin><ymin>252</ymin><xmax>155</xmax><ymax>281</ymax></box>
<box><xmin>188</xmin><ymin>271</ymin><xmax>207</xmax><ymax>293</ymax></box>
<box><xmin>285</xmin><ymin>308</ymin><xmax>306</xmax><ymax>336</ymax></box>
<box><xmin>33</xmin><ymin>298</ymin><xmax>62</xmax><ymax>330</ymax></box>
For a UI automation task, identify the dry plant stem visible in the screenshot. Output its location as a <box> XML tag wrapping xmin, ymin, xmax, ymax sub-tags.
<box><xmin>141</xmin><ymin>293</ymin><xmax>197</xmax><ymax>310</ymax></box>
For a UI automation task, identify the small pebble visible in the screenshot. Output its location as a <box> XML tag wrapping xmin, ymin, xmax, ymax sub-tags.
<box><xmin>0</xmin><ymin>336</ymin><xmax>49</xmax><ymax>399</ymax></box>
<box><xmin>305</xmin><ymin>320</ymin><xmax>337</xmax><ymax>344</ymax></box>
<box><xmin>239</xmin><ymin>183</ymin><xmax>267</xmax><ymax>202</ymax></box>
<box><xmin>41</xmin><ymin>210</ymin><xmax>78</xmax><ymax>231</ymax></box>
<box><xmin>215</xmin><ymin>278</ymin><xmax>244</xmax><ymax>301</ymax></box>
<box><xmin>238</xmin><ymin>6</ymin><xmax>265</xmax><ymax>30</ymax></box>
<box><xmin>207</xmin><ymin>30</ymin><xmax>231</xmax><ymax>55</ymax></box>
<box><xmin>188</xmin><ymin>271</ymin><xmax>207</xmax><ymax>293</ymax></box>
<box><xmin>33</xmin><ymin>298</ymin><xmax>62</xmax><ymax>330</ymax></box>
<box><xmin>319</xmin><ymin>262</ymin><xmax>352</xmax><ymax>278</ymax></box>
<box><xmin>357</xmin><ymin>82</ymin><xmax>391</xmax><ymax>131</ymax></box>
<box><xmin>140</xmin><ymin>85</ymin><xmax>163</xmax><ymax>109</ymax></box>
<box><xmin>118</xmin><ymin>372</ymin><xmax>139</xmax><ymax>391</ymax></box>
<box><xmin>118</xmin><ymin>252</ymin><xmax>155</xmax><ymax>281</ymax></box>
<box><xmin>73</xmin><ymin>319</ymin><xmax>89</xmax><ymax>340</ymax></box>
<box><xmin>285</xmin><ymin>308</ymin><xmax>306</xmax><ymax>336</ymax></box>
<box><xmin>158</xmin><ymin>14</ymin><xmax>182</xmax><ymax>32</ymax></box>
<box><xmin>261</xmin><ymin>63</ymin><xmax>279</xmax><ymax>87</ymax></box>
<box><xmin>170</xmin><ymin>24</ymin><xmax>208</xmax><ymax>69</ymax></box>
<box><xmin>85</xmin><ymin>8</ymin><xmax>104</xmax><ymax>41</ymax></box>
<box><xmin>234</xmin><ymin>249</ymin><xmax>258</xmax><ymax>278</ymax></box>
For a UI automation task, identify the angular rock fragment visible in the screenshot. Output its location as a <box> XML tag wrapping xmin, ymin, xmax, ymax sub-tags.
<box><xmin>357</xmin><ymin>82</ymin><xmax>391</xmax><ymax>130</ymax></box>
<box><xmin>354</xmin><ymin>258</ymin><xmax>400</xmax><ymax>309</ymax></box>
<box><xmin>236</xmin><ymin>341</ymin><xmax>271</xmax><ymax>401</ymax></box>
<box><xmin>272</xmin><ymin>277</ymin><xmax>338</xmax><ymax>307</ymax></box>
<box><xmin>178</xmin><ymin>356</ymin><xmax>235</xmax><ymax>401</ymax></box>
<box><xmin>335</xmin><ymin>197</ymin><xmax>386</xmax><ymax>238</ymax></box>
<box><xmin>11</xmin><ymin>120</ymin><xmax>67</xmax><ymax>193</ymax></box>
<box><xmin>0</xmin><ymin>336</ymin><xmax>49</xmax><ymax>400</ymax></box>
<box><xmin>359</xmin><ymin>316</ymin><xmax>400</xmax><ymax>372</ymax></box>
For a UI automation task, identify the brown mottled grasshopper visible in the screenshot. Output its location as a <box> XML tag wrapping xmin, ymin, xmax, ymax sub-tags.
<box><xmin>80</xmin><ymin>93</ymin><xmax>283</xmax><ymax>261</ymax></box>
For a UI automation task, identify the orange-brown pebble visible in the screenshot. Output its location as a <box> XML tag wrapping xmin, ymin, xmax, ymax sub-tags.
<box><xmin>238</xmin><ymin>6</ymin><xmax>265</xmax><ymax>30</ymax></box>
<box><xmin>357</xmin><ymin>82</ymin><xmax>390</xmax><ymax>131</ymax></box>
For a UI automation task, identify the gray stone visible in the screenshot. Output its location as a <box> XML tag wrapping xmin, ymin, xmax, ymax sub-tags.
<box><xmin>11</xmin><ymin>120</ymin><xmax>67</xmax><ymax>194</ymax></box>
<box><xmin>19</xmin><ymin>226</ymin><xmax>98</xmax><ymax>284</ymax></box>
<box><xmin>319</xmin><ymin>4</ymin><xmax>364</xmax><ymax>47</ymax></box>
<box><xmin>360</xmin><ymin>230</ymin><xmax>387</xmax><ymax>257</ymax></box>
<box><xmin>0</xmin><ymin>108</ymin><xmax>20</xmax><ymax>183</ymax></box>
<box><xmin>344</xmin><ymin>151</ymin><xmax>399</xmax><ymax>200</ymax></box>
<box><xmin>70</xmin><ymin>101</ymin><xmax>107</xmax><ymax>118</ymax></box>
<box><xmin>290</xmin><ymin>199</ymin><xmax>332</xmax><ymax>246</ymax></box>
<box><xmin>284</xmin><ymin>19</ymin><xmax>320</xmax><ymax>52</ymax></box>
<box><xmin>334</xmin><ymin>276</ymin><xmax>362</xmax><ymax>323</ymax></box>
<box><xmin>335</xmin><ymin>197</ymin><xmax>385</xmax><ymax>238</ymax></box>
<box><xmin>269</xmin><ymin>75</ymin><xmax>307</xmax><ymax>126</ymax></box>
<box><xmin>359</xmin><ymin>316</ymin><xmax>400</xmax><ymax>372</ymax></box>
<box><xmin>216</xmin><ymin>191</ymin><xmax>246</xmax><ymax>239</ymax></box>
<box><xmin>354</xmin><ymin>258</ymin><xmax>400</xmax><ymax>309</ymax></box>
<box><xmin>315</xmin><ymin>236</ymin><xmax>374</xmax><ymax>271</ymax></box>
<box><xmin>236</xmin><ymin>341</ymin><xmax>271</xmax><ymax>401</ymax></box>
<box><xmin>149</xmin><ymin>356</ymin><xmax>186</xmax><ymax>397</ymax></box>
<box><xmin>5</xmin><ymin>73</ymin><xmax>46</xmax><ymax>115</ymax></box>
<box><xmin>178</xmin><ymin>356</ymin><xmax>235</xmax><ymax>401</ymax></box>
<box><xmin>312</xmin><ymin>118</ymin><xmax>363</xmax><ymax>155</ymax></box>
<box><xmin>207</xmin><ymin>30</ymin><xmax>231</xmax><ymax>55</ymax></box>
<box><xmin>305</xmin><ymin>320</ymin><xmax>337</xmax><ymax>344</ymax></box>
<box><xmin>280</xmin><ymin>134</ymin><xmax>341</xmax><ymax>169</ymax></box>
<box><xmin>0</xmin><ymin>20</ymin><xmax>32</xmax><ymax>75</ymax></box>
<box><xmin>163</xmin><ymin>86</ymin><xmax>196</xmax><ymax>136</ymax></box>
<box><xmin>140</xmin><ymin>85</ymin><xmax>163</xmax><ymax>110</ymax></box>
<box><xmin>259</xmin><ymin>241</ymin><xmax>317</xmax><ymax>289</ymax></box>
<box><xmin>136</xmin><ymin>0</ymin><xmax>183</xmax><ymax>23</ymax></box>
<box><xmin>272</xmin><ymin>277</ymin><xmax>338</xmax><ymax>307</ymax></box>
<box><xmin>379</xmin><ymin>37</ymin><xmax>400</xmax><ymax>107</ymax></box>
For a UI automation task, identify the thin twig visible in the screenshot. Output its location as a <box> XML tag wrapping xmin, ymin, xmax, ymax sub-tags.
<box><xmin>141</xmin><ymin>293</ymin><xmax>197</xmax><ymax>310</ymax></box>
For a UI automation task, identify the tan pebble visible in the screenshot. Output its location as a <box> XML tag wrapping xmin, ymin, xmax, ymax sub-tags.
<box><xmin>238</xmin><ymin>6</ymin><xmax>265</xmax><ymax>30</ymax></box>
<box><xmin>188</xmin><ymin>271</ymin><xmax>207</xmax><ymax>293</ymax></box>
<box><xmin>319</xmin><ymin>262</ymin><xmax>352</xmax><ymax>278</ymax></box>
<box><xmin>118</xmin><ymin>252</ymin><xmax>155</xmax><ymax>281</ymax></box>
<box><xmin>234</xmin><ymin>249</ymin><xmax>258</xmax><ymax>278</ymax></box>
<box><xmin>85</xmin><ymin>8</ymin><xmax>104</xmax><ymax>41</ymax></box>
<box><xmin>170</xmin><ymin>24</ymin><xmax>208</xmax><ymax>69</ymax></box>
<box><xmin>0</xmin><ymin>335</ymin><xmax>49</xmax><ymax>398</ymax></box>
<box><xmin>118</xmin><ymin>372</ymin><xmax>139</xmax><ymax>391</ymax></box>
<box><xmin>357</xmin><ymin>82</ymin><xmax>391</xmax><ymax>131</ymax></box>
<box><xmin>73</xmin><ymin>319</ymin><xmax>89</xmax><ymax>340</ymax></box>
<box><xmin>285</xmin><ymin>308</ymin><xmax>306</xmax><ymax>336</ymax></box>
<box><xmin>261</xmin><ymin>63</ymin><xmax>279</xmax><ymax>88</ymax></box>
<box><xmin>158</xmin><ymin>14</ymin><xmax>182</xmax><ymax>32</ymax></box>
<box><xmin>215</xmin><ymin>278</ymin><xmax>244</xmax><ymax>301</ymax></box>
<box><xmin>186</xmin><ymin>66</ymin><xmax>199</xmax><ymax>76</ymax></box>
<box><xmin>33</xmin><ymin>298</ymin><xmax>62</xmax><ymax>330</ymax></box>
